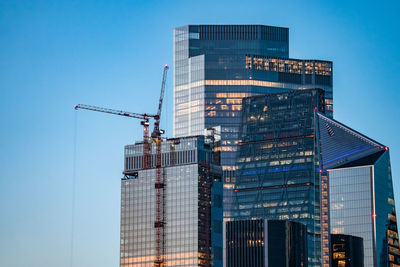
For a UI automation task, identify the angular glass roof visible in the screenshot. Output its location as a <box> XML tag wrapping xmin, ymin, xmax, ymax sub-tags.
<box><xmin>316</xmin><ymin>112</ymin><xmax>386</xmax><ymax>169</ymax></box>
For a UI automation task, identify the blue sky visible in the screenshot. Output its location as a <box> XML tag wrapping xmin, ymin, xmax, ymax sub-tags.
<box><xmin>1</xmin><ymin>1</ymin><xmax>399</xmax><ymax>266</ymax></box>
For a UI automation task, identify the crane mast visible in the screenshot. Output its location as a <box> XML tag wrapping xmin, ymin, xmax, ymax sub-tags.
<box><xmin>152</xmin><ymin>64</ymin><xmax>169</xmax><ymax>139</ymax></box>
<box><xmin>153</xmin><ymin>64</ymin><xmax>168</xmax><ymax>267</ymax></box>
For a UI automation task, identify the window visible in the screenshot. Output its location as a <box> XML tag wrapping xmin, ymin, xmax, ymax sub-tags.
<box><xmin>333</xmin><ymin>252</ymin><xmax>345</xmax><ymax>260</ymax></box>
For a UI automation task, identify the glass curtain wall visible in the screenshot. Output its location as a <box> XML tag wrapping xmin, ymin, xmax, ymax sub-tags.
<box><xmin>232</xmin><ymin>89</ymin><xmax>326</xmax><ymax>266</ymax></box>
<box><xmin>120</xmin><ymin>137</ymin><xmax>222</xmax><ymax>267</ymax></box>
<box><xmin>173</xmin><ymin>25</ymin><xmax>333</xmax><ymax>220</ymax></box>
<box><xmin>329</xmin><ymin>166</ymin><xmax>375</xmax><ymax>267</ymax></box>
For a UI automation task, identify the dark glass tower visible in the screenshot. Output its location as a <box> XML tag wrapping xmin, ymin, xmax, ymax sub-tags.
<box><xmin>331</xmin><ymin>234</ymin><xmax>364</xmax><ymax>267</ymax></box>
<box><xmin>224</xmin><ymin>219</ymin><xmax>308</xmax><ymax>267</ymax></box>
<box><xmin>316</xmin><ymin>112</ymin><xmax>400</xmax><ymax>267</ymax></box>
<box><xmin>173</xmin><ymin>25</ymin><xmax>333</xmax><ymax>216</ymax></box>
<box><xmin>232</xmin><ymin>89</ymin><xmax>326</xmax><ymax>266</ymax></box>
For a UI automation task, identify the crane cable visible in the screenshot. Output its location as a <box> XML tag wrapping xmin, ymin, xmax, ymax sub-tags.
<box><xmin>70</xmin><ymin>110</ymin><xmax>78</xmax><ymax>267</ymax></box>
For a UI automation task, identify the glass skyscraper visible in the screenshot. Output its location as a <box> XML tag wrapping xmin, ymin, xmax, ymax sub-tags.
<box><xmin>315</xmin><ymin>112</ymin><xmax>400</xmax><ymax>267</ymax></box>
<box><xmin>120</xmin><ymin>136</ymin><xmax>222</xmax><ymax>267</ymax></box>
<box><xmin>231</xmin><ymin>89</ymin><xmax>326</xmax><ymax>266</ymax></box>
<box><xmin>230</xmin><ymin>92</ymin><xmax>400</xmax><ymax>266</ymax></box>
<box><xmin>173</xmin><ymin>24</ymin><xmax>333</xmax><ymax>216</ymax></box>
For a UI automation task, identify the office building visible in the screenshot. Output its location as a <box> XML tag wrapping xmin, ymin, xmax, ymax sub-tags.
<box><xmin>331</xmin><ymin>234</ymin><xmax>364</xmax><ymax>267</ymax></box>
<box><xmin>120</xmin><ymin>136</ymin><xmax>223</xmax><ymax>267</ymax></box>
<box><xmin>315</xmin><ymin>112</ymin><xmax>400</xmax><ymax>267</ymax></box>
<box><xmin>231</xmin><ymin>89</ymin><xmax>326</xmax><ymax>266</ymax></box>
<box><xmin>224</xmin><ymin>219</ymin><xmax>308</xmax><ymax>267</ymax></box>
<box><xmin>173</xmin><ymin>25</ymin><xmax>333</xmax><ymax>215</ymax></box>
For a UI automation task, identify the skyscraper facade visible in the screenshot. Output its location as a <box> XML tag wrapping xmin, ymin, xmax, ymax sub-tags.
<box><xmin>231</xmin><ymin>89</ymin><xmax>326</xmax><ymax>266</ymax></box>
<box><xmin>224</xmin><ymin>219</ymin><xmax>308</xmax><ymax>267</ymax></box>
<box><xmin>231</xmin><ymin>93</ymin><xmax>400</xmax><ymax>266</ymax></box>
<box><xmin>331</xmin><ymin>234</ymin><xmax>364</xmax><ymax>267</ymax></box>
<box><xmin>315</xmin><ymin>112</ymin><xmax>400</xmax><ymax>267</ymax></box>
<box><xmin>120</xmin><ymin>136</ymin><xmax>223</xmax><ymax>267</ymax></box>
<box><xmin>173</xmin><ymin>24</ymin><xmax>333</xmax><ymax>215</ymax></box>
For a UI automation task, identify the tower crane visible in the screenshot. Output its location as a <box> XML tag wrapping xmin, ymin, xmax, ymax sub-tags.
<box><xmin>74</xmin><ymin>64</ymin><xmax>169</xmax><ymax>267</ymax></box>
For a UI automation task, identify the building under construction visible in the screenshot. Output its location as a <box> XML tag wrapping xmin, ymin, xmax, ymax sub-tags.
<box><xmin>120</xmin><ymin>135</ymin><xmax>223</xmax><ymax>267</ymax></box>
<box><xmin>75</xmin><ymin>66</ymin><xmax>223</xmax><ymax>266</ymax></box>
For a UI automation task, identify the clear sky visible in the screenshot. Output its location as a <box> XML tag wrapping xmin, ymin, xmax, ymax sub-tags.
<box><xmin>1</xmin><ymin>1</ymin><xmax>399</xmax><ymax>266</ymax></box>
